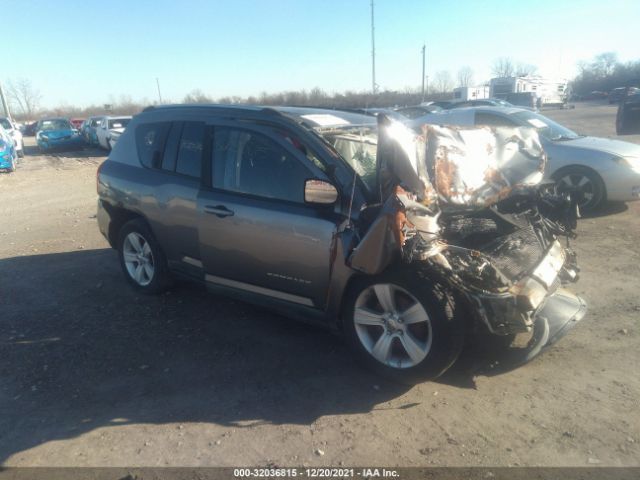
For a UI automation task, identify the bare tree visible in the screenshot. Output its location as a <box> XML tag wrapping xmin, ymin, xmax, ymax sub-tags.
<box><xmin>183</xmin><ymin>89</ymin><xmax>213</xmax><ymax>104</ymax></box>
<box><xmin>433</xmin><ymin>70</ymin><xmax>453</xmax><ymax>93</ymax></box>
<box><xmin>457</xmin><ymin>66</ymin><xmax>474</xmax><ymax>87</ymax></box>
<box><xmin>515</xmin><ymin>62</ymin><xmax>538</xmax><ymax>76</ymax></box>
<box><xmin>592</xmin><ymin>52</ymin><xmax>618</xmax><ymax>77</ymax></box>
<box><xmin>7</xmin><ymin>78</ymin><xmax>41</xmax><ymax>118</ymax></box>
<box><xmin>491</xmin><ymin>57</ymin><xmax>515</xmax><ymax>78</ymax></box>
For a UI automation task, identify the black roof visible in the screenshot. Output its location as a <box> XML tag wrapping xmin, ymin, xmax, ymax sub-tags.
<box><xmin>143</xmin><ymin>104</ymin><xmax>376</xmax><ymax>128</ymax></box>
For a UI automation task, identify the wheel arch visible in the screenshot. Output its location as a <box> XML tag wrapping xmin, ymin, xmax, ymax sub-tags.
<box><xmin>103</xmin><ymin>204</ymin><xmax>153</xmax><ymax>248</ymax></box>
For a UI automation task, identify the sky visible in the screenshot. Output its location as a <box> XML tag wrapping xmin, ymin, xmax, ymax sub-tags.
<box><xmin>2</xmin><ymin>0</ymin><xmax>638</xmax><ymax>108</ymax></box>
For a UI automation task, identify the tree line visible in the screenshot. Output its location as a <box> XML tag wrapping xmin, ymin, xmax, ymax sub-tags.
<box><xmin>4</xmin><ymin>52</ymin><xmax>639</xmax><ymax>121</ymax></box>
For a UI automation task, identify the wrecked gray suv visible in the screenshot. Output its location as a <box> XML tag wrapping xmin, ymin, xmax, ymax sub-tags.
<box><xmin>97</xmin><ymin>105</ymin><xmax>586</xmax><ymax>383</ymax></box>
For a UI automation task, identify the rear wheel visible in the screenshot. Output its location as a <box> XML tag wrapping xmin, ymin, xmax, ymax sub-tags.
<box><xmin>553</xmin><ymin>166</ymin><xmax>605</xmax><ymax>213</ymax></box>
<box><xmin>343</xmin><ymin>270</ymin><xmax>464</xmax><ymax>384</ymax></box>
<box><xmin>117</xmin><ymin>219</ymin><xmax>172</xmax><ymax>294</ymax></box>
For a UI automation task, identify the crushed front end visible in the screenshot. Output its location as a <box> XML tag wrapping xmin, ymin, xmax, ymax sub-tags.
<box><xmin>347</xmin><ymin>116</ymin><xmax>586</xmax><ymax>359</ymax></box>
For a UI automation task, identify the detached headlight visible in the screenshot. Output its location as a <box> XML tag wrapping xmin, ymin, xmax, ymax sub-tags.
<box><xmin>40</xmin><ymin>134</ymin><xmax>49</xmax><ymax>140</ymax></box>
<box><xmin>614</xmin><ymin>156</ymin><xmax>640</xmax><ymax>173</ymax></box>
<box><xmin>513</xmin><ymin>277</ymin><xmax>547</xmax><ymax>311</ymax></box>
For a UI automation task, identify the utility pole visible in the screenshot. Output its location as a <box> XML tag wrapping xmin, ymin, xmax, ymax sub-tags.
<box><xmin>156</xmin><ymin>77</ymin><xmax>163</xmax><ymax>104</ymax></box>
<box><xmin>0</xmin><ymin>81</ymin><xmax>11</xmax><ymax>119</ymax></box>
<box><xmin>370</xmin><ymin>0</ymin><xmax>377</xmax><ymax>95</ymax></box>
<box><xmin>421</xmin><ymin>44</ymin><xmax>426</xmax><ymax>102</ymax></box>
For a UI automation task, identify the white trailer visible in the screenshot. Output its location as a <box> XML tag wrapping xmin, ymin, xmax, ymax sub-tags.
<box><xmin>453</xmin><ymin>86</ymin><xmax>490</xmax><ymax>101</ymax></box>
<box><xmin>489</xmin><ymin>76</ymin><xmax>568</xmax><ymax>106</ymax></box>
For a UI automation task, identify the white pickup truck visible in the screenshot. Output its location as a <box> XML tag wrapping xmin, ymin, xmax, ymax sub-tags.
<box><xmin>96</xmin><ymin>116</ymin><xmax>132</xmax><ymax>151</ymax></box>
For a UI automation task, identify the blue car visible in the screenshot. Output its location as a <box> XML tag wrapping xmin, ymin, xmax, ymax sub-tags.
<box><xmin>36</xmin><ymin>118</ymin><xmax>83</xmax><ymax>152</ymax></box>
<box><xmin>0</xmin><ymin>125</ymin><xmax>18</xmax><ymax>172</ymax></box>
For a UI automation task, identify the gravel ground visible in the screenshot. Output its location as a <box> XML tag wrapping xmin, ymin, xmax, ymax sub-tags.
<box><xmin>0</xmin><ymin>103</ymin><xmax>639</xmax><ymax>467</ymax></box>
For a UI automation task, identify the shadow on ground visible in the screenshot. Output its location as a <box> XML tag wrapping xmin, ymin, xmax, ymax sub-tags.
<box><xmin>581</xmin><ymin>201</ymin><xmax>629</xmax><ymax>218</ymax></box>
<box><xmin>22</xmin><ymin>143</ymin><xmax>106</xmax><ymax>159</ymax></box>
<box><xmin>0</xmin><ymin>249</ymin><xmax>530</xmax><ymax>463</ymax></box>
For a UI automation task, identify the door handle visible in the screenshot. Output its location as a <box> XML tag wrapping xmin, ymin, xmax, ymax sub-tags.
<box><xmin>204</xmin><ymin>205</ymin><xmax>234</xmax><ymax>218</ymax></box>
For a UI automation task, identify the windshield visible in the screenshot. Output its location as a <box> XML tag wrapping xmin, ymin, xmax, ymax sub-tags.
<box><xmin>511</xmin><ymin>111</ymin><xmax>580</xmax><ymax>141</ymax></box>
<box><xmin>318</xmin><ymin>127</ymin><xmax>378</xmax><ymax>191</ymax></box>
<box><xmin>0</xmin><ymin>119</ymin><xmax>11</xmax><ymax>130</ymax></box>
<box><xmin>39</xmin><ymin>119</ymin><xmax>72</xmax><ymax>131</ymax></box>
<box><xmin>108</xmin><ymin>118</ymin><xmax>130</xmax><ymax>129</ymax></box>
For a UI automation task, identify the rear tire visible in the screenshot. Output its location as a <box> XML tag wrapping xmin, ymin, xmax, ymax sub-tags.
<box><xmin>342</xmin><ymin>268</ymin><xmax>464</xmax><ymax>384</ymax></box>
<box><xmin>117</xmin><ymin>219</ymin><xmax>172</xmax><ymax>294</ymax></box>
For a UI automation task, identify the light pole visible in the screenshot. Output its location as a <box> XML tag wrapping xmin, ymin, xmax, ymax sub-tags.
<box><xmin>156</xmin><ymin>77</ymin><xmax>163</xmax><ymax>104</ymax></box>
<box><xmin>0</xmin><ymin>81</ymin><xmax>11</xmax><ymax>119</ymax></box>
<box><xmin>421</xmin><ymin>44</ymin><xmax>426</xmax><ymax>102</ymax></box>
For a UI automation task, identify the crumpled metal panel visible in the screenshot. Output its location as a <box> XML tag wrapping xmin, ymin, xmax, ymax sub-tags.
<box><xmin>421</xmin><ymin>124</ymin><xmax>546</xmax><ymax>208</ymax></box>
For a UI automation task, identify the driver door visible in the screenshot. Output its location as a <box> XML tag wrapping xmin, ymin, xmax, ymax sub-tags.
<box><xmin>197</xmin><ymin>123</ymin><xmax>341</xmax><ymax>308</ymax></box>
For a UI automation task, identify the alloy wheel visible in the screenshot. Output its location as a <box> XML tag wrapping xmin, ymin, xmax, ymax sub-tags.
<box><xmin>122</xmin><ymin>232</ymin><xmax>155</xmax><ymax>286</ymax></box>
<box><xmin>557</xmin><ymin>173</ymin><xmax>596</xmax><ymax>209</ymax></box>
<box><xmin>353</xmin><ymin>283</ymin><xmax>432</xmax><ymax>369</ymax></box>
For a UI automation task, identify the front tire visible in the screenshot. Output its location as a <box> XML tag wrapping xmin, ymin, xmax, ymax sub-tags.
<box><xmin>117</xmin><ymin>219</ymin><xmax>172</xmax><ymax>294</ymax></box>
<box><xmin>342</xmin><ymin>269</ymin><xmax>464</xmax><ymax>384</ymax></box>
<box><xmin>553</xmin><ymin>166</ymin><xmax>605</xmax><ymax>213</ymax></box>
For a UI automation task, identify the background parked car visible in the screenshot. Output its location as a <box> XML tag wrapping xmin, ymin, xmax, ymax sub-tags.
<box><xmin>36</xmin><ymin>118</ymin><xmax>83</xmax><ymax>152</ymax></box>
<box><xmin>21</xmin><ymin>121</ymin><xmax>38</xmax><ymax>137</ymax></box>
<box><xmin>505</xmin><ymin>92</ymin><xmax>538</xmax><ymax>110</ymax></box>
<box><xmin>81</xmin><ymin>116</ymin><xmax>106</xmax><ymax>146</ymax></box>
<box><xmin>395</xmin><ymin>104</ymin><xmax>444</xmax><ymax>119</ymax></box>
<box><xmin>0</xmin><ymin>125</ymin><xmax>18</xmax><ymax>172</ymax></box>
<box><xmin>616</xmin><ymin>92</ymin><xmax>640</xmax><ymax>135</ymax></box>
<box><xmin>0</xmin><ymin>117</ymin><xmax>25</xmax><ymax>157</ymax></box>
<box><xmin>448</xmin><ymin>98</ymin><xmax>515</xmax><ymax>109</ymax></box>
<box><xmin>96</xmin><ymin>116</ymin><xmax>131</xmax><ymax>150</ymax></box>
<box><xmin>70</xmin><ymin>118</ymin><xmax>85</xmax><ymax>130</ymax></box>
<box><xmin>409</xmin><ymin>106</ymin><xmax>640</xmax><ymax>212</ymax></box>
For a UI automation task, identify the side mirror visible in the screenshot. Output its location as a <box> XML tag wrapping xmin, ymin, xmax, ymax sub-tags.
<box><xmin>305</xmin><ymin>179</ymin><xmax>338</xmax><ymax>205</ymax></box>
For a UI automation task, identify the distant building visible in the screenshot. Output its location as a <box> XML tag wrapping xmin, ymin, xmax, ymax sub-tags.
<box><xmin>453</xmin><ymin>86</ymin><xmax>490</xmax><ymax>101</ymax></box>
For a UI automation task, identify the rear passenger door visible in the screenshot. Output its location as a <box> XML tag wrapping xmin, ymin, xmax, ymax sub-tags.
<box><xmin>135</xmin><ymin>120</ymin><xmax>206</xmax><ymax>273</ymax></box>
<box><xmin>197</xmin><ymin>123</ymin><xmax>340</xmax><ymax>309</ymax></box>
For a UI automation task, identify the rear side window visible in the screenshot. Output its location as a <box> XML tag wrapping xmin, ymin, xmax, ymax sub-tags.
<box><xmin>135</xmin><ymin>122</ymin><xmax>170</xmax><ymax>167</ymax></box>
<box><xmin>175</xmin><ymin>122</ymin><xmax>205</xmax><ymax>178</ymax></box>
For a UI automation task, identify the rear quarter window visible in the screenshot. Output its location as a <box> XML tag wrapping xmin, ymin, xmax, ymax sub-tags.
<box><xmin>135</xmin><ymin>122</ymin><xmax>171</xmax><ymax>168</ymax></box>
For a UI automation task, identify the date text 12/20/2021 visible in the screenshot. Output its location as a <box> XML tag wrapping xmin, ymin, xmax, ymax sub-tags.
<box><xmin>233</xmin><ymin>468</ymin><xmax>399</xmax><ymax>478</ymax></box>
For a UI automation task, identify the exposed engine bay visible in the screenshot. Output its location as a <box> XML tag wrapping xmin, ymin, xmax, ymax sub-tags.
<box><xmin>343</xmin><ymin>115</ymin><xmax>583</xmax><ymax>340</ymax></box>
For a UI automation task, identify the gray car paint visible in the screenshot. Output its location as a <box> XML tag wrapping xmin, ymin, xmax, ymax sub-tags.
<box><xmin>97</xmin><ymin>105</ymin><xmax>586</xmax><ymax>351</ymax></box>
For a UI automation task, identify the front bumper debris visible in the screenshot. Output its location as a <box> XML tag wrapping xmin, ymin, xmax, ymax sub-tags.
<box><xmin>518</xmin><ymin>288</ymin><xmax>587</xmax><ymax>362</ymax></box>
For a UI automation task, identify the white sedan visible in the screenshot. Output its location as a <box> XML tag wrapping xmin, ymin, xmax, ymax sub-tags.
<box><xmin>409</xmin><ymin>107</ymin><xmax>640</xmax><ymax>212</ymax></box>
<box><xmin>0</xmin><ymin>117</ymin><xmax>24</xmax><ymax>157</ymax></box>
<box><xmin>96</xmin><ymin>116</ymin><xmax>132</xmax><ymax>151</ymax></box>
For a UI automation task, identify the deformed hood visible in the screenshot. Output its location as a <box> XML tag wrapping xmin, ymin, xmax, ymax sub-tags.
<box><xmin>376</xmin><ymin>115</ymin><xmax>547</xmax><ymax>209</ymax></box>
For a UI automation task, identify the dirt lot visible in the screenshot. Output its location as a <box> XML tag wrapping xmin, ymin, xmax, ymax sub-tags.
<box><xmin>1</xmin><ymin>102</ymin><xmax>639</xmax><ymax>468</ymax></box>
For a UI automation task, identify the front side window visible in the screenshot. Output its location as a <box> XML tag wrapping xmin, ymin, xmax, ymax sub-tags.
<box><xmin>212</xmin><ymin>128</ymin><xmax>311</xmax><ymax>203</ymax></box>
